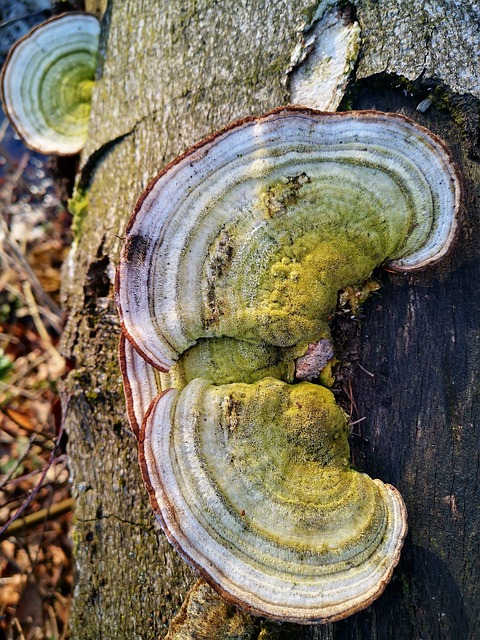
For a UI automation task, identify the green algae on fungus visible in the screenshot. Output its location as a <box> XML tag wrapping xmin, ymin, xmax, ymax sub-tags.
<box><xmin>161</xmin><ymin>337</ymin><xmax>295</xmax><ymax>389</ymax></box>
<box><xmin>1</xmin><ymin>12</ymin><xmax>100</xmax><ymax>155</ymax></box>
<box><xmin>116</xmin><ymin>107</ymin><xmax>460</xmax><ymax>372</ymax></box>
<box><xmin>119</xmin><ymin>336</ymin><xmax>406</xmax><ymax>622</ymax></box>
<box><xmin>116</xmin><ymin>107</ymin><xmax>461</xmax><ymax>623</ymax></box>
<box><xmin>140</xmin><ymin>377</ymin><xmax>407</xmax><ymax>623</ymax></box>
<box><xmin>119</xmin><ymin>333</ymin><xmax>297</xmax><ymax>435</ymax></box>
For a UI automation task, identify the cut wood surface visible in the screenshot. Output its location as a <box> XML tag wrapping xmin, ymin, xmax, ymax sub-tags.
<box><xmin>60</xmin><ymin>1</ymin><xmax>480</xmax><ymax>638</ymax></box>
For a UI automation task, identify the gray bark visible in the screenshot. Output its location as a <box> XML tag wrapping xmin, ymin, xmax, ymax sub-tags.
<box><xmin>61</xmin><ymin>1</ymin><xmax>480</xmax><ymax>638</ymax></box>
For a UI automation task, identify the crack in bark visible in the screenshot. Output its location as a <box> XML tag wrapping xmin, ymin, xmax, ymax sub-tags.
<box><xmin>75</xmin><ymin>511</ymin><xmax>156</xmax><ymax>531</ymax></box>
<box><xmin>79</xmin><ymin>91</ymin><xmax>205</xmax><ymax>191</ymax></box>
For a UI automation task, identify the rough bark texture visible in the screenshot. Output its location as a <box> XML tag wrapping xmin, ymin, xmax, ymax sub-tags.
<box><xmin>61</xmin><ymin>1</ymin><xmax>480</xmax><ymax>638</ymax></box>
<box><xmin>355</xmin><ymin>0</ymin><xmax>480</xmax><ymax>99</ymax></box>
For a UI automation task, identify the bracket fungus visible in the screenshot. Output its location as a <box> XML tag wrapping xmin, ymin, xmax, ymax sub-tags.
<box><xmin>1</xmin><ymin>12</ymin><xmax>100</xmax><ymax>156</ymax></box>
<box><xmin>115</xmin><ymin>107</ymin><xmax>461</xmax><ymax>623</ymax></box>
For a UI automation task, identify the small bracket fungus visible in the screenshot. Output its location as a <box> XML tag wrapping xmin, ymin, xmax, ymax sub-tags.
<box><xmin>115</xmin><ymin>107</ymin><xmax>461</xmax><ymax>623</ymax></box>
<box><xmin>1</xmin><ymin>12</ymin><xmax>100</xmax><ymax>156</ymax></box>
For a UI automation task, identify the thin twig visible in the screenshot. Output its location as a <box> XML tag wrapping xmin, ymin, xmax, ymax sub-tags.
<box><xmin>0</xmin><ymin>10</ymin><xmax>49</xmax><ymax>30</ymax></box>
<box><xmin>0</xmin><ymin>498</ymin><xmax>75</xmax><ymax>541</ymax></box>
<box><xmin>0</xmin><ymin>407</ymin><xmax>66</xmax><ymax>540</ymax></box>
<box><xmin>7</xmin><ymin>349</ymin><xmax>56</xmax><ymax>388</ymax></box>
<box><xmin>22</xmin><ymin>280</ymin><xmax>65</xmax><ymax>370</ymax></box>
<box><xmin>350</xmin><ymin>416</ymin><xmax>367</xmax><ymax>426</ymax></box>
<box><xmin>2</xmin><ymin>152</ymin><xmax>29</xmax><ymax>206</ymax></box>
<box><xmin>0</xmin><ymin>433</ymin><xmax>36</xmax><ymax>490</ymax></box>
<box><xmin>46</xmin><ymin>603</ymin><xmax>60</xmax><ymax>640</ymax></box>
<box><xmin>0</xmin><ymin>117</ymin><xmax>8</xmax><ymax>142</ymax></box>
<box><xmin>0</xmin><ymin>256</ymin><xmax>62</xmax><ymax>335</ymax></box>
<box><xmin>2</xmin><ymin>407</ymin><xmax>56</xmax><ymax>442</ymax></box>
<box><xmin>0</xmin><ymin>119</ymin><xmax>29</xmax><ymax>192</ymax></box>
<box><xmin>0</xmin><ymin>545</ymin><xmax>25</xmax><ymax>574</ymax></box>
<box><xmin>0</xmin><ymin>380</ymin><xmax>39</xmax><ymax>400</ymax></box>
<box><xmin>356</xmin><ymin>361</ymin><xmax>374</xmax><ymax>377</ymax></box>
<box><xmin>0</xmin><ymin>227</ymin><xmax>63</xmax><ymax>330</ymax></box>
<box><xmin>0</xmin><ymin>332</ymin><xmax>20</xmax><ymax>343</ymax></box>
<box><xmin>1</xmin><ymin>455</ymin><xmax>68</xmax><ymax>489</ymax></box>
<box><xmin>347</xmin><ymin>378</ymin><xmax>358</xmax><ymax>417</ymax></box>
<box><xmin>12</xmin><ymin>618</ymin><xmax>26</xmax><ymax>640</ymax></box>
<box><xmin>0</xmin><ymin>576</ymin><xmax>21</xmax><ymax>585</ymax></box>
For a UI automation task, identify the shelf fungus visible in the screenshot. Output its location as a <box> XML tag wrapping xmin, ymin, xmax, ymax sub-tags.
<box><xmin>116</xmin><ymin>107</ymin><xmax>461</xmax><ymax>623</ymax></box>
<box><xmin>1</xmin><ymin>12</ymin><xmax>100</xmax><ymax>155</ymax></box>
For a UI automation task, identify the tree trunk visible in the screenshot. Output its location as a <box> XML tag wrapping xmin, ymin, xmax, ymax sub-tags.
<box><xmin>61</xmin><ymin>1</ymin><xmax>480</xmax><ymax>638</ymax></box>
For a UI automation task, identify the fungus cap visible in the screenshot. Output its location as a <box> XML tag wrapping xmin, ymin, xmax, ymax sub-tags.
<box><xmin>1</xmin><ymin>12</ymin><xmax>100</xmax><ymax>155</ymax></box>
<box><xmin>120</xmin><ymin>334</ymin><xmax>408</xmax><ymax>623</ymax></box>
<box><xmin>116</xmin><ymin>107</ymin><xmax>461</xmax><ymax>372</ymax></box>
<box><xmin>140</xmin><ymin>376</ymin><xmax>407</xmax><ymax>623</ymax></box>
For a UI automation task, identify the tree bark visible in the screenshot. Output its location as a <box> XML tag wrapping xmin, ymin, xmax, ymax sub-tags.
<box><xmin>61</xmin><ymin>1</ymin><xmax>480</xmax><ymax>638</ymax></box>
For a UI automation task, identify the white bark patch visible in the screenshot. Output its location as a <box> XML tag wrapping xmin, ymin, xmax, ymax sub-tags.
<box><xmin>288</xmin><ymin>7</ymin><xmax>360</xmax><ymax>112</ymax></box>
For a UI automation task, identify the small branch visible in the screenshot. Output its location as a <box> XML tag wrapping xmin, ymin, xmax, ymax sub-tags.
<box><xmin>0</xmin><ymin>405</ymin><xmax>66</xmax><ymax>540</ymax></box>
<box><xmin>0</xmin><ymin>10</ymin><xmax>49</xmax><ymax>30</ymax></box>
<box><xmin>347</xmin><ymin>378</ymin><xmax>358</xmax><ymax>417</ymax></box>
<box><xmin>0</xmin><ymin>497</ymin><xmax>75</xmax><ymax>541</ymax></box>
<box><xmin>356</xmin><ymin>362</ymin><xmax>374</xmax><ymax>377</ymax></box>
<box><xmin>0</xmin><ymin>230</ymin><xmax>63</xmax><ymax>330</ymax></box>
<box><xmin>0</xmin><ymin>380</ymin><xmax>39</xmax><ymax>400</ymax></box>
<box><xmin>12</xmin><ymin>618</ymin><xmax>26</xmax><ymax>640</ymax></box>
<box><xmin>0</xmin><ymin>117</ymin><xmax>8</xmax><ymax>142</ymax></box>
<box><xmin>0</xmin><ymin>433</ymin><xmax>36</xmax><ymax>490</ymax></box>
<box><xmin>2</xmin><ymin>406</ymin><xmax>55</xmax><ymax>442</ymax></box>
<box><xmin>1</xmin><ymin>455</ymin><xmax>68</xmax><ymax>489</ymax></box>
<box><xmin>22</xmin><ymin>280</ymin><xmax>65</xmax><ymax>370</ymax></box>
<box><xmin>0</xmin><ymin>159</ymin><xmax>63</xmax><ymax>329</ymax></box>
<box><xmin>2</xmin><ymin>152</ymin><xmax>29</xmax><ymax>207</ymax></box>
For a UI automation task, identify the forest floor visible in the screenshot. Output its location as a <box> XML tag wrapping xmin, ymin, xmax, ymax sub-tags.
<box><xmin>0</xmin><ymin>115</ymin><xmax>75</xmax><ymax>640</ymax></box>
<box><xmin>0</xmin><ymin>2</ymin><xmax>88</xmax><ymax>637</ymax></box>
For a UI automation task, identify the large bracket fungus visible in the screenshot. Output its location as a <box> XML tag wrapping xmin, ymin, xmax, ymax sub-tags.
<box><xmin>1</xmin><ymin>12</ymin><xmax>100</xmax><ymax>156</ymax></box>
<box><xmin>115</xmin><ymin>107</ymin><xmax>461</xmax><ymax>623</ymax></box>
